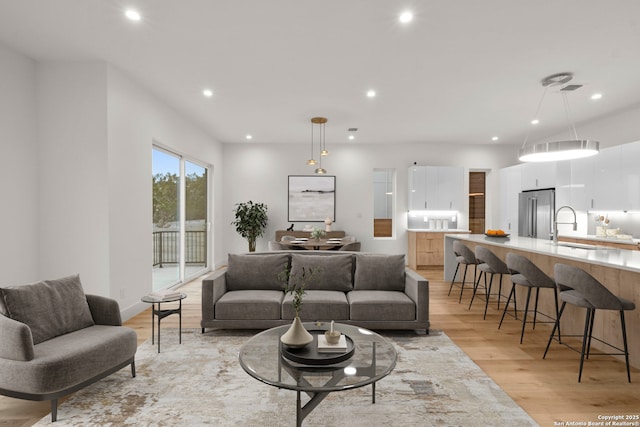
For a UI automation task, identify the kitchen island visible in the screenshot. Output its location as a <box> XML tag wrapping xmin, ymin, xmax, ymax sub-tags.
<box><xmin>444</xmin><ymin>234</ymin><xmax>640</xmax><ymax>369</ymax></box>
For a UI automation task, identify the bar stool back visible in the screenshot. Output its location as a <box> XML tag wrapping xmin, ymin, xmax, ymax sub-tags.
<box><xmin>448</xmin><ymin>241</ymin><xmax>478</xmax><ymax>303</ymax></box>
<box><xmin>498</xmin><ymin>253</ymin><xmax>559</xmax><ymax>343</ymax></box>
<box><xmin>469</xmin><ymin>246</ymin><xmax>510</xmax><ymax>319</ymax></box>
<box><xmin>543</xmin><ymin>263</ymin><xmax>636</xmax><ymax>382</ymax></box>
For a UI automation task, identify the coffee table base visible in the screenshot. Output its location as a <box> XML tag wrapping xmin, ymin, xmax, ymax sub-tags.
<box><xmin>296</xmin><ymin>383</ymin><xmax>376</xmax><ymax>427</ymax></box>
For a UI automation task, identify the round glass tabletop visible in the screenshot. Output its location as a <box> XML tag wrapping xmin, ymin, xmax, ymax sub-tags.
<box><xmin>238</xmin><ymin>322</ymin><xmax>397</xmax><ymax>393</ymax></box>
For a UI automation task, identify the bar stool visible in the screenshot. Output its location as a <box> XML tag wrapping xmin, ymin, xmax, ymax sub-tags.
<box><xmin>448</xmin><ymin>241</ymin><xmax>478</xmax><ymax>303</ymax></box>
<box><xmin>543</xmin><ymin>263</ymin><xmax>635</xmax><ymax>382</ymax></box>
<box><xmin>469</xmin><ymin>246</ymin><xmax>510</xmax><ymax>319</ymax></box>
<box><xmin>498</xmin><ymin>253</ymin><xmax>559</xmax><ymax>343</ymax></box>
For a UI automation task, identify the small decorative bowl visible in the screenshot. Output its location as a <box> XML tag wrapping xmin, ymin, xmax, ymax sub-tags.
<box><xmin>324</xmin><ymin>330</ymin><xmax>341</xmax><ymax>344</ymax></box>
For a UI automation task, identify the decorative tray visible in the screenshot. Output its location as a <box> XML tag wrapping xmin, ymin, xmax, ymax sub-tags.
<box><xmin>484</xmin><ymin>233</ymin><xmax>510</xmax><ymax>238</ymax></box>
<box><xmin>281</xmin><ymin>330</ymin><xmax>355</xmax><ymax>365</ymax></box>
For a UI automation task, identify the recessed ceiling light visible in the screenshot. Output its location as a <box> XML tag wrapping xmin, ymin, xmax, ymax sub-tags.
<box><xmin>348</xmin><ymin>135</ymin><xmax>355</xmax><ymax>140</ymax></box>
<box><xmin>203</xmin><ymin>89</ymin><xmax>213</xmax><ymax>97</ymax></box>
<box><xmin>591</xmin><ymin>93</ymin><xmax>603</xmax><ymax>100</ymax></box>
<box><xmin>366</xmin><ymin>90</ymin><xmax>376</xmax><ymax>98</ymax></box>
<box><xmin>492</xmin><ymin>136</ymin><xmax>499</xmax><ymax>141</ymax></box>
<box><xmin>399</xmin><ymin>11</ymin><xmax>414</xmax><ymax>23</ymax></box>
<box><xmin>125</xmin><ymin>9</ymin><xmax>141</xmax><ymax>21</ymax></box>
<box><xmin>531</xmin><ymin>119</ymin><xmax>540</xmax><ymax>125</ymax></box>
<box><xmin>245</xmin><ymin>134</ymin><xmax>253</xmax><ymax>140</ymax></box>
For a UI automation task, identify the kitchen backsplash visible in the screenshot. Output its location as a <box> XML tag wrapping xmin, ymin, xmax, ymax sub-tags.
<box><xmin>586</xmin><ymin>211</ymin><xmax>640</xmax><ymax>239</ymax></box>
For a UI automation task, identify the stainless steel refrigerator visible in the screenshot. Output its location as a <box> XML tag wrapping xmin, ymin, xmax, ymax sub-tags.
<box><xmin>518</xmin><ymin>189</ymin><xmax>555</xmax><ymax>239</ymax></box>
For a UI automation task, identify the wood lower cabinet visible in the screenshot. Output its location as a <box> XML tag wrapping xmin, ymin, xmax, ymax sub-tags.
<box><xmin>408</xmin><ymin>231</ymin><xmax>468</xmax><ymax>269</ymax></box>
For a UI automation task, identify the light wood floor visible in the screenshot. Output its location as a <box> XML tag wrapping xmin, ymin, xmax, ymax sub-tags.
<box><xmin>2</xmin><ymin>268</ymin><xmax>639</xmax><ymax>426</ymax></box>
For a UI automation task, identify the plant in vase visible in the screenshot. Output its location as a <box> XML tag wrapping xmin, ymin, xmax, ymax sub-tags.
<box><xmin>278</xmin><ymin>266</ymin><xmax>317</xmax><ymax>348</ymax></box>
<box><xmin>310</xmin><ymin>227</ymin><xmax>325</xmax><ymax>241</ymax></box>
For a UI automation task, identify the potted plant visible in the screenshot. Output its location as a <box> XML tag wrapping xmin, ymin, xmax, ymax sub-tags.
<box><xmin>279</xmin><ymin>266</ymin><xmax>317</xmax><ymax>348</ymax></box>
<box><xmin>231</xmin><ymin>201</ymin><xmax>268</xmax><ymax>252</ymax></box>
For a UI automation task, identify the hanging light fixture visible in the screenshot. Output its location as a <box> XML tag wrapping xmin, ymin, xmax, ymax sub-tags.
<box><xmin>309</xmin><ymin>117</ymin><xmax>328</xmax><ymax>174</ymax></box>
<box><xmin>518</xmin><ymin>72</ymin><xmax>599</xmax><ymax>162</ymax></box>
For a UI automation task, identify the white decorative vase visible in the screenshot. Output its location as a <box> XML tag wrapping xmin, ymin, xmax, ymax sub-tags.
<box><xmin>280</xmin><ymin>316</ymin><xmax>313</xmax><ymax>348</ymax></box>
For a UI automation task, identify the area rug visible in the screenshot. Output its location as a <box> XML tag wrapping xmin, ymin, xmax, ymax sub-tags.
<box><xmin>35</xmin><ymin>329</ymin><xmax>538</xmax><ymax>426</ymax></box>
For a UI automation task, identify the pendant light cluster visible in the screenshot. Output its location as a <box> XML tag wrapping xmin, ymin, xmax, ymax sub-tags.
<box><xmin>307</xmin><ymin>117</ymin><xmax>329</xmax><ymax>174</ymax></box>
<box><xmin>518</xmin><ymin>72</ymin><xmax>599</xmax><ymax>162</ymax></box>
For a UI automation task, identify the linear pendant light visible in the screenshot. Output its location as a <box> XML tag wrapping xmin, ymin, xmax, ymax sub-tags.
<box><xmin>518</xmin><ymin>72</ymin><xmax>599</xmax><ymax>162</ymax></box>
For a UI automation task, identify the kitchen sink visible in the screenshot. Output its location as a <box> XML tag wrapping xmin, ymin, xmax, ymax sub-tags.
<box><xmin>549</xmin><ymin>242</ymin><xmax>608</xmax><ymax>250</ymax></box>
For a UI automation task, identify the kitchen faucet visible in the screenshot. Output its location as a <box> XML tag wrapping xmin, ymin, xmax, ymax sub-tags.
<box><xmin>553</xmin><ymin>205</ymin><xmax>577</xmax><ymax>245</ymax></box>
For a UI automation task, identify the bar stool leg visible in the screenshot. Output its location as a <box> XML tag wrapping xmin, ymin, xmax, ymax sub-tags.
<box><xmin>520</xmin><ymin>287</ymin><xmax>532</xmax><ymax>344</ymax></box>
<box><xmin>544</xmin><ymin>301</ymin><xmax>566</xmax><ymax>359</ymax></box>
<box><xmin>578</xmin><ymin>308</ymin><xmax>593</xmax><ymax>383</ymax></box>
<box><xmin>620</xmin><ymin>310</ymin><xmax>632</xmax><ymax>383</ymax></box>
<box><xmin>498</xmin><ymin>285</ymin><xmax>515</xmax><ymax>329</ymax></box>
<box><xmin>448</xmin><ymin>263</ymin><xmax>461</xmax><ymax>296</ymax></box>
<box><xmin>458</xmin><ymin>265</ymin><xmax>470</xmax><ymax>303</ymax></box>
<box><xmin>482</xmin><ymin>273</ymin><xmax>494</xmax><ymax>320</ymax></box>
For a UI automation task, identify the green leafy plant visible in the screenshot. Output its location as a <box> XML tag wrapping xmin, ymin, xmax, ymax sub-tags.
<box><xmin>231</xmin><ymin>201</ymin><xmax>268</xmax><ymax>252</ymax></box>
<box><xmin>279</xmin><ymin>266</ymin><xmax>317</xmax><ymax>317</ymax></box>
<box><xmin>310</xmin><ymin>226</ymin><xmax>325</xmax><ymax>240</ymax></box>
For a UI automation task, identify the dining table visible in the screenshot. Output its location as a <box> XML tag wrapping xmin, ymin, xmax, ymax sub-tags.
<box><xmin>279</xmin><ymin>237</ymin><xmax>349</xmax><ymax>250</ymax></box>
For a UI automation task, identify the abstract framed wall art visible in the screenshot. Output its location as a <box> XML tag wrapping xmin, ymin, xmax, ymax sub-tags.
<box><xmin>288</xmin><ymin>175</ymin><xmax>336</xmax><ymax>222</ymax></box>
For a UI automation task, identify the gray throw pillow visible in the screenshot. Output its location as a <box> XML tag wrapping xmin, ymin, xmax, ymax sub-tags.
<box><xmin>354</xmin><ymin>254</ymin><xmax>405</xmax><ymax>291</ymax></box>
<box><xmin>0</xmin><ymin>274</ymin><xmax>95</xmax><ymax>344</ymax></box>
<box><xmin>289</xmin><ymin>254</ymin><xmax>353</xmax><ymax>291</ymax></box>
<box><xmin>226</xmin><ymin>253</ymin><xmax>290</xmax><ymax>291</ymax></box>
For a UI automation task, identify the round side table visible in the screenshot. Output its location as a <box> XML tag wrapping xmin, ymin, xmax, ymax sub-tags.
<box><xmin>140</xmin><ymin>293</ymin><xmax>186</xmax><ymax>353</ymax></box>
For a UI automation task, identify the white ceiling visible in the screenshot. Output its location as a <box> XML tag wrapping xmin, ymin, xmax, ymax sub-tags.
<box><xmin>2</xmin><ymin>0</ymin><xmax>640</xmax><ymax>147</ymax></box>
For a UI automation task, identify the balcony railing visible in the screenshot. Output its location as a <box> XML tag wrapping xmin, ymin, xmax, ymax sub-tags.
<box><xmin>152</xmin><ymin>231</ymin><xmax>207</xmax><ymax>268</ymax></box>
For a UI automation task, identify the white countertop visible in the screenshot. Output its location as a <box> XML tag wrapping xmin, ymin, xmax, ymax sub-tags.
<box><xmin>446</xmin><ymin>233</ymin><xmax>640</xmax><ymax>273</ymax></box>
<box><xmin>408</xmin><ymin>229</ymin><xmax>471</xmax><ymax>233</ymax></box>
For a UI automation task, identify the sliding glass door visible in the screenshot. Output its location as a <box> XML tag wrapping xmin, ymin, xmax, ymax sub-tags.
<box><xmin>152</xmin><ymin>147</ymin><xmax>208</xmax><ymax>290</ymax></box>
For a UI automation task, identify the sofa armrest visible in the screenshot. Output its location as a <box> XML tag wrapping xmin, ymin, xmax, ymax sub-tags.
<box><xmin>86</xmin><ymin>294</ymin><xmax>122</xmax><ymax>326</ymax></box>
<box><xmin>0</xmin><ymin>314</ymin><xmax>35</xmax><ymax>361</ymax></box>
<box><xmin>201</xmin><ymin>268</ymin><xmax>228</xmax><ymax>322</ymax></box>
<box><xmin>404</xmin><ymin>268</ymin><xmax>429</xmax><ymax>322</ymax></box>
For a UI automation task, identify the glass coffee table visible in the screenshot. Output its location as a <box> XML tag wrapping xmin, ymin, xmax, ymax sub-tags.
<box><xmin>238</xmin><ymin>322</ymin><xmax>397</xmax><ymax>427</ymax></box>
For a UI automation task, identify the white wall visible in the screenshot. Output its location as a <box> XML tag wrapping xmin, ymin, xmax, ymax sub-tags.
<box><xmin>1</xmin><ymin>46</ymin><xmax>224</xmax><ymax>319</ymax></box>
<box><xmin>106</xmin><ymin>65</ymin><xmax>224</xmax><ymax>318</ymax></box>
<box><xmin>36</xmin><ymin>62</ymin><xmax>111</xmax><ymax>296</ymax></box>
<box><xmin>0</xmin><ymin>43</ymin><xmax>39</xmax><ymax>284</ymax></box>
<box><xmin>222</xmin><ymin>141</ymin><xmax>517</xmax><ymax>258</ymax></box>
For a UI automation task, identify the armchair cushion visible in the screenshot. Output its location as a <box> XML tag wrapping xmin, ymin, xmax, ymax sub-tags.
<box><xmin>0</xmin><ymin>274</ymin><xmax>94</xmax><ymax>344</ymax></box>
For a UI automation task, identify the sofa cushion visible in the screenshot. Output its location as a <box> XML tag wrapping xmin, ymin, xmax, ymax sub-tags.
<box><xmin>0</xmin><ymin>275</ymin><xmax>95</xmax><ymax>344</ymax></box>
<box><xmin>282</xmin><ymin>290</ymin><xmax>349</xmax><ymax>321</ymax></box>
<box><xmin>226</xmin><ymin>253</ymin><xmax>289</xmax><ymax>291</ymax></box>
<box><xmin>215</xmin><ymin>290</ymin><xmax>284</xmax><ymax>320</ymax></box>
<box><xmin>353</xmin><ymin>254</ymin><xmax>405</xmax><ymax>291</ymax></box>
<box><xmin>348</xmin><ymin>291</ymin><xmax>415</xmax><ymax>321</ymax></box>
<box><xmin>289</xmin><ymin>254</ymin><xmax>353</xmax><ymax>291</ymax></box>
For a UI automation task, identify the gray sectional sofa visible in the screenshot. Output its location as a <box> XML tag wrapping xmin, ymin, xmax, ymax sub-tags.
<box><xmin>0</xmin><ymin>275</ymin><xmax>138</xmax><ymax>422</ymax></box>
<box><xmin>201</xmin><ymin>251</ymin><xmax>429</xmax><ymax>333</ymax></box>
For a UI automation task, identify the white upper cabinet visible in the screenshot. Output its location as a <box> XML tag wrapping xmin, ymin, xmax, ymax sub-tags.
<box><xmin>591</xmin><ymin>145</ymin><xmax>623</xmax><ymax>210</ymax></box>
<box><xmin>521</xmin><ymin>161</ymin><xmax>557</xmax><ymax>190</ymax></box>
<box><xmin>408</xmin><ymin>166</ymin><xmax>464</xmax><ymax>211</ymax></box>
<box><xmin>555</xmin><ymin>157</ymin><xmax>594</xmax><ymax>211</ymax></box>
<box><xmin>408</xmin><ymin>166</ymin><xmax>427</xmax><ymax>211</ymax></box>
<box><xmin>498</xmin><ymin>165</ymin><xmax>521</xmax><ymax>233</ymax></box>
<box><xmin>621</xmin><ymin>141</ymin><xmax>640</xmax><ymax>211</ymax></box>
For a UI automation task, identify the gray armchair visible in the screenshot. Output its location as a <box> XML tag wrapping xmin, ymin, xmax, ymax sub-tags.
<box><xmin>0</xmin><ymin>275</ymin><xmax>137</xmax><ymax>422</ymax></box>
